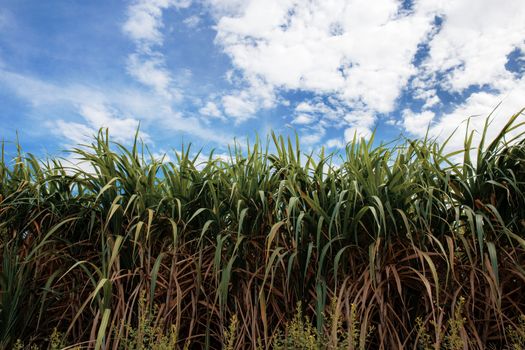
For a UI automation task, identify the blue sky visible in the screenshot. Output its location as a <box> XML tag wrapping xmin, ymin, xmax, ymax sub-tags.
<box><xmin>0</xmin><ymin>0</ymin><xmax>524</xmax><ymax>161</ymax></box>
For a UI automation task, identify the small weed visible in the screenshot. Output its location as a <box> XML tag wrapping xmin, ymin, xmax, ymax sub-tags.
<box><xmin>120</xmin><ymin>294</ymin><xmax>178</xmax><ymax>350</ymax></box>
<box><xmin>272</xmin><ymin>302</ymin><xmax>319</xmax><ymax>350</ymax></box>
<box><xmin>224</xmin><ymin>314</ymin><xmax>238</xmax><ymax>350</ymax></box>
<box><xmin>49</xmin><ymin>328</ymin><xmax>63</xmax><ymax>350</ymax></box>
<box><xmin>445</xmin><ymin>296</ymin><xmax>466</xmax><ymax>350</ymax></box>
<box><xmin>416</xmin><ymin>316</ymin><xmax>433</xmax><ymax>350</ymax></box>
<box><xmin>508</xmin><ymin>314</ymin><xmax>525</xmax><ymax>350</ymax></box>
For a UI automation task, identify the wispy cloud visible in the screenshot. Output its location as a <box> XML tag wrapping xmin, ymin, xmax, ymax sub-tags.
<box><xmin>0</xmin><ymin>69</ymin><xmax>149</xmax><ymax>145</ymax></box>
<box><xmin>183</xmin><ymin>15</ymin><xmax>201</xmax><ymax>29</ymax></box>
<box><xmin>55</xmin><ymin>104</ymin><xmax>148</xmax><ymax>145</ymax></box>
<box><xmin>0</xmin><ymin>68</ymin><xmax>230</xmax><ymax>145</ymax></box>
<box><xmin>121</xmin><ymin>0</ymin><xmax>232</xmax><ymax>142</ymax></box>
<box><xmin>123</xmin><ymin>0</ymin><xmax>188</xmax><ymax>100</ymax></box>
<box><xmin>126</xmin><ymin>53</ymin><xmax>180</xmax><ymax>99</ymax></box>
<box><xmin>0</xmin><ymin>8</ymin><xmax>12</xmax><ymax>30</ymax></box>
<box><xmin>123</xmin><ymin>0</ymin><xmax>191</xmax><ymax>48</ymax></box>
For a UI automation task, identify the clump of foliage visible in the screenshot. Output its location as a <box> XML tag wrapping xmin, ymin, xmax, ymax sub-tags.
<box><xmin>118</xmin><ymin>293</ymin><xmax>179</xmax><ymax>350</ymax></box>
<box><xmin>1</xmin><ymin>109</ymin><xmax>525</xmax><ymax>349</ymax></box>
<box><xmin>508</xmin><ymin>315</ymin><xmax>525</xmax><ymax>350</ymax></box>
<box><xmin>272</xmin><ymin>300</ymin><xmax>373</xmax><ymax>349</ymax></box>
<box><xmin>272</xmin><ymin>302</ymin><xmax>320</xmax><ymax>349</ymax></box>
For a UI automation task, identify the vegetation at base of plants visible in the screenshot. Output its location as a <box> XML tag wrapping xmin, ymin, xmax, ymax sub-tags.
<box><xmin>1</xmin><ymin>109</ymin><xmax>525</xmax><ymax>349</ymax></box>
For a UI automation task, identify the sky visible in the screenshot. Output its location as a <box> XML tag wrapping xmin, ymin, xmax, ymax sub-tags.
<box><xmin>0</xmin><ymin>0</ymin><xmax>524</xmax><ymax>161</ymax></box>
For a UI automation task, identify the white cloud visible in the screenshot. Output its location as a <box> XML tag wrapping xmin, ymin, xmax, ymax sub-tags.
<box><xmin>204</xmin><ymin>0</ymin><xmax>248</xmax><ymax>18</ymax></box>
<box><xmin>292</xmin><ymin>114</ymin><xmax>315</xmax><ymax>125</ymax></box>
<box><xmin>399</xmin><ymin>0</ymin><xmax>525</xmax><ymax>152</ymax></box>
<box><xmin>53</xmin><ymin>104</ymin><xmax>147</xmax><ymax>145</ymax></box>
<box><xmin>199</xmin><ymin>101</ymin><xmax>224</xmax><ymax>119</ymax></box>
<box><xmin>126</xmin><ymin>53</ymin><xmax>179</xmax><ymax>99</ymax></box>
<box><xmin>0</xmin><ymin>0</ymin><xmax>234</xmax><ymax>149</ymax></box>
<box><xmin>402</xmin><ymin>109</ymin><xmax>434</xmax><ymax>137</ymax></box>
<box><xmin>0</xmin><ymin>70</ymin><xmax>159</xmax><ymax>119</ymax></box>
<box><xmin>289</xmin><ymin>98</ymin><xmax>375</xmax><ymax>144</ymax></box>
<box><xmin>211</xmin><ymin>0</ymin><xmax>435</xmax><ymax>121</ymax></box>
<box><xmin>300</xmin><ymin>127</ymin><xmax>326</xmax><ymax>146</ymax></box>
<box><xmin>81</xmin><ymin>104</ymin><xmax>146</xmax><ymax>142</ymax></box>
<box><xmin>151</xmin><ymin>151</ymin><xmax>172</xmax><ymax>163</ymax></box>
<box><xmin>159</xmin><ymin>109</ymin><xmax>233</xmax><ymax>144</ymax></box>
<box><xmin>295</xmin><ymin>102</ymin><xmax>316</xmax><ymax>113</ymax></box>
<box><xmin>344</xmin><ymin>125</ymin><xmax>373</xmax><ymax>141</ymax></box>
<box><xmin>221</xmin><ymin>93</ymin><xmax>257</xmax><ymax>122</ymax></box>
<box><xmin>0</xmin><ymin>69</ymin><xmax>164</xmax><ymax>118</ymax></box>
<box><xmin>183</xmin><ymin>15</ymin><xmax>201</xmax><ymax>28</ymax></box>
<box><xmin>62</xmin><ymin>153</ymin><xmax>97</xmax><ymax>176</ymax></box>
<box><xmin>295</xmin><ymin>101</ymin><xmax>339</xmax><ymax>119</ymax></box>
<box><xmin>0</xmin><ymin>68</ymin><xmax>231</xmax><ymax>144</ymax></box>
<box><xmin>408</xmin><ymin>77</ymin><xmax>525</xmax><ymax>154</ymax></box>
<box><xmin>2</xmin><ymin>0</ymin><xmax>524</xmax><ymax>152</ymax></box>
<box><xmin>123</xmin><ymin>0</ymin><xmax>190</xmax><ymax>103</ymax></box>
<box><xmin>343</xmin><ymin>110</ymin><xmax>375</xmax><ymax>140</ymax></box>
<box><xmin>219</xmin><ymin>74</ymin><xmax>277</xmax><ymax>120</ymax></box>
<box><xmin>206</xmin><ymin>0</ymin><xmax>525</xmax><ymax>147</ymax></box>
<box><xmin>119</xmin><ymin>0</ymin><xmax>232</xmax><ymax>143</ymax></box>
<box><xmin>123</xmin><ymin>1</ymin><xmax>166</xmax><ymax>46</ymax></box>
<box><xmin>408</xmin><ymin>0</ymin><xmax>525</xmax><ymax>113</ymax></box>
<box><xmin>123</xmin><ymin>0</ymin><xmax>191</xmax><ymax>48</ymax></box>
<box><xmin>54</xmin><ymin>120</ymin><xmax>95</xmax><ymax>145</ymax></box>
<box><xmin>416</xmin><ymin>0</ymin><xmax>525</xmax><ymax>93</ymax></box>
<box><xmin>325</xmin><ymin>138</ymin><xmax>345</xmax><ymax>149</ymax></box>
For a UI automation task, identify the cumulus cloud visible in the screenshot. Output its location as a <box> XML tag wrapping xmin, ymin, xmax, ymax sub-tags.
<box><xmin>84</xmin><ymin>105</ymin><xmax>145</xmax><ymax>141</ymax></box>
<box><xmin>402</xmin><ymin>109</ymin><xmax>434</xmax><ymax>137</ymax></box>
<box><xmin>2</xmin><ymin>0</ymin><xmax>524</xmax><ymax>152</ymax></box>
<box><xmin>159</xmin><ymin>113</ymin><xmax>231</xmax><ymax>143</ymax></box>
<box><xmin>416</xmin><ymin>0</ymin><xmax>525</xmax><ymax>93</ymax></box>
<box><xmin>209</xmin><ymin>0</ymin><xmax>435</xmax><ymax>135</ymax></box>
<box><xmin>294</xmin><ymin>101</ymin><xmax>344</xmax><ymax>122</ymax></box>
<box><xmin>344</xmin><ymin>125</ymin><xmax>373</xmax><ymax>141</ymax></box>
<box><xmin>62</xmin><ymin>153</ymin><xmax>98</xmax><ymax>176</ymax></box>
<box><xmin>402</xmin><ymin>0</ymin><xmax>525</xmax><ymax>151</ymax></box>
<box><xmin>426</xmin><ymin>78</ymin><xmax>525</xmax><ymax>153</ymax></box>
<box><xmin>54</xmin><ymin>120</ymin><xmax>96</xmax><ymax>145</ymax></box>
<box><xmin>219</xmin><ymin>77</ymin><xmax>276</xmax><ymax>123</ymax></box>
<box><xmin>205</xmin><ymin>0</ymin><xmax>525</xmax><ymax>146</ymax></box>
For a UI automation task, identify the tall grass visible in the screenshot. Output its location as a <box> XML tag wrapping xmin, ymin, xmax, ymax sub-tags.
<box><xmin>1</xmin><ymin>110</ymin><xmax>525</xmax><ymax>349</ymax></box>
